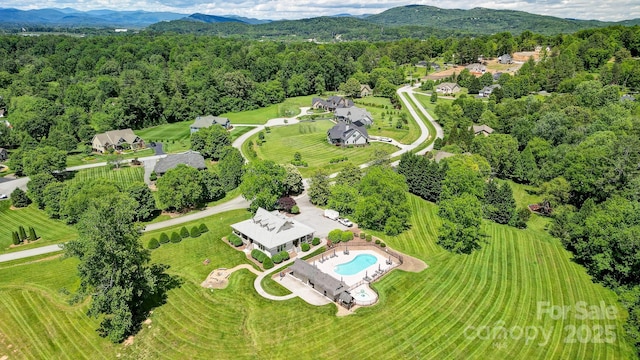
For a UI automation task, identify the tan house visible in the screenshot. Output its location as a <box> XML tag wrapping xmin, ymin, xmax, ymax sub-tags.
<box><xmin>359</xmin><ymin>84</ymin><xmax>372</xmax><ymax>97</ymax></box>
<box><xmin>92</xmin><ymin>128</ymin><xmax>145</xmax><ymax>153</ymax></box>
<box><xmin>436</xmin><ymin>82</ymin><xmax>461</xmax><ymax>95</ymax></box>
<box><xmin>472</xmin><ymin>124</ymin><xmax>495</xmax><ymax>136</ymax></box>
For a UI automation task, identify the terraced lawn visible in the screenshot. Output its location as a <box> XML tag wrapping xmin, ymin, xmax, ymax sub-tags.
<box><xmin>0</xmin><ymin>198</ymin><xmax>634</xmax><ymax>359</ymax></box>
<box><xmin>67</xmin><ymin>165</ymin><xmax>144</xmax><ymax>189</ymax></box>
<box><xmin>246</xmin><ymin>120</ymin><xmax>397</xmax><ymax>177</ymax></box>
<box><xmin>0</xmin><ymin>201</ymin><xmax>77</xmax><ymax>252</ymax></box>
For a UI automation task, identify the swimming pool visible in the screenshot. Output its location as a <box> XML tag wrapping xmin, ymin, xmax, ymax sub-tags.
<box><xmin>334</xmin><ymin>254</ymin><xmax>377</xmax><ymax>276</ymax></box>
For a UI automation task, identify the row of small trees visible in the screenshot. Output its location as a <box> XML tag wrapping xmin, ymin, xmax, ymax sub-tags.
<box><xmin>148</xmin><ymin>224</ymin><xmax>209</xmax><ymax>249</ymax></box>
<box><xmin>11</xmin><ymin>226</ymin><xmax>38</xmax><ymax>245</ymax></box>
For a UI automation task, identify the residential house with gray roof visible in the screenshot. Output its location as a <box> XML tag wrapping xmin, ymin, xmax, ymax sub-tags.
<box><xmin>153</xmin><ymin>150</ymin><xmax>207</xmax><ymax>175</ymax></box>
<box><xmin>334</xmin><ymin>106</ymin><xmax>373</xmax><ymax>127</ymax></box>
<box><xmin>191</xmin><ymin>115</ymin><xmax>231</xmax><ymax>133</ymax></box>
<box><xmin>327</xmin><ymin>122</ymin><xmax>369</xmax><ymax>146</ymax></box>
<box><xmin>312</xmin><ymin>96</ymin><xmax>354</xmax><ymax>111</ymax></box>
<box><xmin>231</xmin><ymin>208</ymin><xmax>315</xmax><ymax>257</ymax></box>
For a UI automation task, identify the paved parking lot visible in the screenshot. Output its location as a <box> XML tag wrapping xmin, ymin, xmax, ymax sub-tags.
<box><xmin>293</xmin><ymin>193</ymin><xmax>349</xmax><ymax>239</ymax></box>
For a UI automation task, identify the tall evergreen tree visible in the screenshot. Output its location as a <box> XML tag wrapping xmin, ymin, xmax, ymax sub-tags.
<box><xmin>18</xmin><ymin>226</ymin><xmax>27</xmax><ymax>241</ymax></box>
<box><xmin>28</xmin><ymin>227</ymin><xmax>37</xmax><ymax>241</ymax></box>
<box><xmin>12</xmin><ymin>231</ymin><xmax>19</xmax><ymax>245</ymax></box>
<box><xmin>483</xmin><ymin>181</ymin><xmax>516</xmax><ymax>224</ymax></box>
<box><xmin>514</xmin><ymin>146</ymin><xmax>539</xmax><ymax>184</ymax></box>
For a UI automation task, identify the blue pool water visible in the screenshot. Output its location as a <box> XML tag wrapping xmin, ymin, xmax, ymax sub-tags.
<box><xmin>334</xmin><ymin>254</ymin><xmax>377</xmax><ymax>276</ymax></box>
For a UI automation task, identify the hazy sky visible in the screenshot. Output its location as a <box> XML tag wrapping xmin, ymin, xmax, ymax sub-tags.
<box><xmin>6</xmin><ymin>0</ymin><xmax>639</xmax><ymax>22</ymax></box>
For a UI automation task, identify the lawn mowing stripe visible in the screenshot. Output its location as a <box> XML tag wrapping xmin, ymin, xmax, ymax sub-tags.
<box><xmin>3</xmin><ymin>291</ymin><xmax>52</xmax><ymax>359</ymax></box>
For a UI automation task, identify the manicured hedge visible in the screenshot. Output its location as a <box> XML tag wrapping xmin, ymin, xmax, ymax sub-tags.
<box><xmin>159</xmin><ymin>232</ymin><xmax>170</xmax><ymax>244</ymax></box>
<box><xmin>341</xmin><ymin>231</ymin><xmax>354</xmax><ymax>242</ymax></box>
<box><xmin>229</xmin><ymin>234</ymin><xmax>243</xmax><ymax>247</ymax></box>
<box><xmin>148</xmin><ymin>238</ymin><xmax>160</xmax><ymax>249</ymax></box>
<box><xmin>272</xmin><ymin>254</ymin><xmax>283</xmax><ymax>264</ymax></box>
<box><xmin>263</xmin><ymin>257</ymin><xmax>274</xmax><ymax>269</ymax></box>
<box><xmin>190</xmin><ymin>226</ymin><xmax>200</xmax><ymax>238</ymax></box>
<box><xmin>359</xmin><ymin>232</ymin><xmax>366</xmax><ymax>239</ymax></box>
<box><xmin>180</xmin><ymin>226</ymin><xmax>190</xmax><ymax>238</ymax></box>
<box><xmin>199</xmin><ymin>223</ymin><xmax>209</xmax><ymax>233</ymax></box>
<box><xmin>366</xmin><ymin>234</ymin><xmax>372</xmax><ymax>242</ymax></box>
<box><xmin>312</xmin><ymin>237</ymin><xmax>320</xmax><ymax>246</ymax></box>
<box><xmin>279</xmin><ymin>250</ymin><xmax>290</xmax><ymax>261</ymax></box>
<box><xmin>301</xmin><ymin>243</ymin><xmax>310</xmax><ymax>252</ymax></box>
<box><xmin>171</xmin><ymin>232</ymin><xmax>182</xmax><ymax>243</ymax></box>
<box><xmin>251</xmin><ymin>249</ymin><xmax>266</xmax><ymax>263</ymax></box>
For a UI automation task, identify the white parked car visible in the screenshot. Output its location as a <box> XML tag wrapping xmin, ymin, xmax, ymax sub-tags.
<box><xmin>378</xmin><ymin>137</ymin><xmax>393</xmax><ymax>143</ymax></box>
<box><xmin>0</xmin><ymin>194</ymin><xmax>7</xmax><ymax>199</ymax></box>
<box><xmin>338</xmin><ymin>218</ymin><xmax>353</xmax><ymax>227</ymax></box>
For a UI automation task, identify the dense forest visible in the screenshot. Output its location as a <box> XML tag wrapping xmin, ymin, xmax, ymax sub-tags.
<box><xmin>2</xmin><ymin>24</ymin><xmax>640</xmax><ymax>352</ymax></box>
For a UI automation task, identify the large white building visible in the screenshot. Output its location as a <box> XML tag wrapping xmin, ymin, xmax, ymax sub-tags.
<box><xmin>231</xmin><ymin>208</ymin><xmax>315</xmax><ymax>257</ymax></box>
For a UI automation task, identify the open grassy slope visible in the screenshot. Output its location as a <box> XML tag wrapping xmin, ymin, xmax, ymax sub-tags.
<box><xmin>246</xmin><ymin>120</ymin><xmax>397</xmax><ymax>177</ymax></box>
<box><xmin>353</xmin><ymin>96</ymin><xmax>419</xmax><ymax>144</ymax></box>
<box><xmin>67</xmin><ymin>165</ymin><xmax>145</xmax><ymax>189</ymax></box>
<box><xmin>0</xmin><ymin>201</ymin><xmax>78</xmax><ymax>252</ymax></box>
<box><xmin>0</xmin><ymin>198</ymin><xmax>634</xmax><ymax>359</ymax></box>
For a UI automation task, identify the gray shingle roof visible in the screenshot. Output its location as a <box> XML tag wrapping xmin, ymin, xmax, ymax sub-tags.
<box><xmin>334</xmin><ymin>106</ymin><xmax>373</xmax><ymax>126</ymax></box>
<box><xmin>192</xmin><ymin>115</ymin><xmax>230</xmax><ymax>129</ymax></box>
<box><xmin>290</xmin><ymin>259</ymin><xmax>350</xmax><ymax>297</ymax></box>
<box><xmin>154</xmin><ymin>150</ymin><xmax>207</xmax><ymax>174</ymax></box>
<box><xmin>327</xmin><ymin>122</ymin><xmax>368</xmax><ymax>142</ymax></box>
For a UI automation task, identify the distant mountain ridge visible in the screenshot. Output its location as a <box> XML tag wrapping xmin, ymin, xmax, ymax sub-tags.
<box><xmin>0</xmin><ymin>5</ymin><xmax>638</xmax><ymax>34</ymax></box>
<box><xmin>0</xmin><ymin>8</ymin><xmax>187</xmax><ymax>28</ymax></box>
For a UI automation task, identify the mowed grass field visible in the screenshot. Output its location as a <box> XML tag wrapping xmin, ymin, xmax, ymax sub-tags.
<box><xmin>67</xmin><ymin>166</ymin><xmax>144</xmax><ymax>189</ymax></box>
<box><xmin>353</xmin><ymin>96</ymin><xmax>420</xmax><ymax>144</ymax></box>
<box><xmin>0</xmin><ymin>195</ymin><xmax>634</xmax><ymax>359</ymax></box>
<box><xmin>0</xmin><ymin>201</ymin><xmax>78</xmax><ymax>252</ymax></box>
<box><xmin>246</xmin><ymin>121</ymin><xmax>398</xmax><ymax>177</ymax></box>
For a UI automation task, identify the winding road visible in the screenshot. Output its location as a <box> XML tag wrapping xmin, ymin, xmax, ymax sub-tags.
<box><xmin>0</xmin><ymin>85</ymin><xmax>442</xmax><ymax>264</ymax></box>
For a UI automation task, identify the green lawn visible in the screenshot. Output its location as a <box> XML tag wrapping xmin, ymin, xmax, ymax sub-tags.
<box><xmin>0</xmin><ymin>201</ymin><xmax>77</xmax><ymax>252</ymax></box>
<box><xmin>66</xmin><ymin>148</ymin><xmax>154</xmax><ymax>167</ymax></box>
<box><xmin>219</xmin><ymin>95</ymin><xmax>317</xmax><ymax>125</ymax></box>
<box><xmin>67</xmin><ymin>165</ymin><xmax>144</xmax><ymax>189</ymax></box>
<box><xmin>353</xmin><ymin>96</ymin><xmax>420</xmax><ymax>144</ymax></box>
<box><xmin>247</xmin><ymin>121</ymin><xmax>398</xmax><ymax>177</ymax></box>
<box><xmin>0</xmin><ymin>197</ymin><xmax>633</xmax><ymax>359</ymax></box>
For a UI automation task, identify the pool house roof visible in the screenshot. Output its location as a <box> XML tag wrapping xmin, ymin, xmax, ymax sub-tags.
<box><xmin>290</xmin><ymin>259</ymin><xmax>350</xmax><ymax>297</ymax></box>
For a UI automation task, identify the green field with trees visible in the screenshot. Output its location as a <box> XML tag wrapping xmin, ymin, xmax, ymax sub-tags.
<box><xmin>244</xmin><ymin>121</ymin><xmax>397</xmax><ymax>177</ymax></box>
<box><xmin>0</xmin><ymin>201</ymin><xmax>78</xmax><ymax>252</ymax></box>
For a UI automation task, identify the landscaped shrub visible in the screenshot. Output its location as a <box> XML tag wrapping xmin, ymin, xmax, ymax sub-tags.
<box><xmin>12</xmin><ymin>231</ymin><xmax>19</xmax><ymax>245</ymax></box>
<box><xmin>279</xmin><ymin>251</ymin><xmax>290</xmax><ymax>261</ymax></box>
<box><xmin>229</xmin><ymin>234</ymin><xmax>243</xmax><ymax>247</ymax></box>
<box><xmin>251</xmin><ymin>249</ymin><xmax>266</xmax><ymax>263</ymax></box>
<box><xmin>328</xmin><ymin>229</ymin><xmax>343</xmax><ymax>243</ymax></box>
<box><xmin>19</xmin><ymin>226</ymin><xmax>27</xmax><ymax>241</ymax></box>
<box><xmin>277</xmin><ymin>196</ymin><xmax>297</xmax><ymax>213</ymax></box>
<box><xmin>148</xmin><ymin>238</ymin><xmax>160</xmax><ymax>249</ymax></box>
<box><xmin>159</xmin><ymin>232</ymin><xmax>170</xmax><ymax>244</ymax></box>
<box><xmin>359</xmin><ymin>232</ymin><xmax>366</xmax><ymax>239</ymax></box>
<box><xmin>312</xmin><ymin>237</ymin><xmax>320</xmax><ymax>246</ymax></box>
<box><xmin>190</xmin><ymin>226</ymin><xmax>200</xmax><ymax>237</ymax></box>
<box><xmin>171</xmin><ymin>232</ymin><xmax>182</xmax><ymax>243</ymax></box>
<box><xmin>365</xmin><ymin>234</ymin><xmax>372</xmax><ymax>242</ymax></box>
<box><xmin>11</xmin><ymin>188</ymin><xmax>30</xmax><ymax>208</ymax></box>
<box><xmin>272</xmin><ymin>254</ymin><xmax>283</xmax><ymax>264</ymax></box>
<box><xmin>28</xmin><ymin>227</ymin><xmax>37</xmax><ymax>241</ymax></box>
<box><xmin>341</xmin><ymin>231</ymin><xmax>354</xmax><ymax>242</ymax></box>
<box><xmin>380</xmin><ymin>242</ymin><xmax>387</xmax><ymax>248</ymax></box>
<box><xmin>150</xmin><ymin>172</ymin><xmax>157</xmax><ymax>181</ymax></box>
<box><xmin>329</xmin><ymin>156</ymin><xmax>348</xmax><ymax>164</ymax></box>
<box><xmin>263</xmin><ymin>257</ymin><xmax>274</xmax><ymax>270</ymax></box>
<box><xmin>180</xmin><ymin>226</ymin><xmax>190</xmax><ymax>239</ymax></box>
<box><xmin>199</xmin><ymin>223</ymin><xmax>209</xmax><ymax>233</ymax></box>
<box><xmin>301</xmin><ymin>243</ymin><xmax>310</xmax><ymax>252</ymax></box>
<box><xmin>290</xmin><ymin>205</ymin><xmax>300</xmax><ymax>214</ymax></box>
<box><xmin>375</xmin><ymin>239</ymin><xmax>381</xmax><ymax>245</ymax></box>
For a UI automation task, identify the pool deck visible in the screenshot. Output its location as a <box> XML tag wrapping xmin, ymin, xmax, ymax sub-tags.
<box><xmin>310</xmin><ymin>249</ymin><xmax>394</xmax><ymax>288</ymax></box>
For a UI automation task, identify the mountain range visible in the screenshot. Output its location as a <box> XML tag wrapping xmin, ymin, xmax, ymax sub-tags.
<box><xmin>0</xmin><ymin>5</ymin><xmax>638</xmax><ymax>35</ymax></box>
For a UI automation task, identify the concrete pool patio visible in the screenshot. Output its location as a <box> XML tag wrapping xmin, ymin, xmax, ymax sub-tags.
<box><xmin>274</xmin><ymin>241</ymin><xmax>428</xmax><ymax>313</ymax></box>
